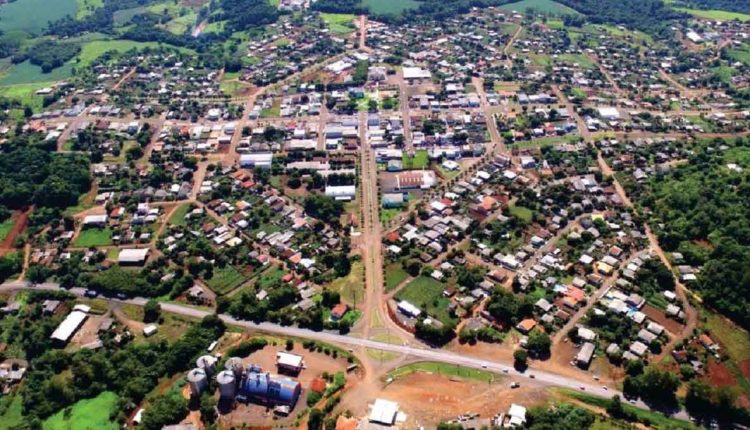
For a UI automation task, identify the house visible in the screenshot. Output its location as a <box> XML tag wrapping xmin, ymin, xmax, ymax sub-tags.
<box><xmin>516</xmin><ymin>318</ymin><xmax>536</xmax><ymax>334</ymax></box>
<box><xmin>330</xmin><ymin>303</ymin><xmax>349</xmax><ymax>320</ymax></box>
<box><xmin>576</xmin><ymin>342</ymin><xmax>595</xmax><ymax>368</ymax></box>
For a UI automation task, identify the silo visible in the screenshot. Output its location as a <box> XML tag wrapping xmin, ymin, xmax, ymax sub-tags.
<box><xmin>187</xmin><ymin>368</ymin><xmax>208</xmax><ymax>397</ymax></box>
<box><xmin>225</xmin><ymin>357</ymin><xmax>244</xmax><ymax>378</ymax></box>
<box><xmin>217</xmin><ymin>370</ymin><xmax>237</xmax><ymax>399</ymax></box>
<box><xmin>196</xmin><ymin>355</ymin><xmax>218</xmax><ymax>376</ymax></box>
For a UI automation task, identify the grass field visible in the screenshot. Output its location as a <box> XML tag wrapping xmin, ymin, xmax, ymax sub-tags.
<box><xmin>508</xmin><ymin>204</ymin><xmax>533</xmax><ymax>223</ymax></box>
<box><xmin>76</xmin><ymin>0</ymin><xmax>103</xmax><ymax>18</ymax></box>
<box><xmin>380</xmin><ymin>207</ymin><xmax>402</xmax><ymax>224</ymax></box>
<box><xmin>43</xmin><ymin>391</ymin><xmax>119</xmax><ymax>430</ymax></box>
<box><xmin>321</xmin><ymin>13</ymin><xmax>356</xmax><ymax>35</ymax></box>
<box><xmin>0</xmin><ymin>0</ymin><xmax>77</xmax><ymax>35</ymax></box>
<box><xmin>386</xmin><ymin>361</ymin><xmax>501</xmax><ymax>383</ymax></box>
<box><xmin>168</xmin><ymin>203</ymin><xmax>192</xmax><ymax>226</ymax></box>
<box><xmin>73</xmin><ymin>227</ymin><xmax>113</xmax><ymax>248</ymax></box>
<box><xmin>395</xmin><ymin>276</ymin><xmax>455</xmax><ymax>325</ymax></box>
<box><xmin>499</xmin><ymin>0</ymin><xmax>581</xmax><ymax>16</ymax></box>
<box><xmin>205</xmin><ymin>265</ymin><xmax>247</xmax><ymax>294</ymax></box>
<box><xmin>674</xmin><ymin>7</ymin><xmax>750</xmax><ymax>21</ymax></box>
<box><xmin>705</xmin><ymin>313</ymin><xmax>750</xmax><ymax>363</ymax></box>
<box><xmin>0</xmin><ymin>395</ymin><xmax>23</xmax><ymax>430</ymax></box>
<box><xmin>556</xmin><ymin>389</ymin><xmax>697</xmax><ymax>429</ymax></box>
<box><xmin>727</xmin><ymin>45</ymin><xmax>750</xmax><ymax>66</ymax></box>
<box><xmin>402</xmin><ymin>150</ymin><xmax>429</xmax><ymax>170</ymax></box>
<box><xmin>363</xmin><ymin>0</ymin><xmax>419</xmax><ymax>15</ymax></box>
<box><xmin>0</xmin><ymin>218</ymin><xmax>13</xmax><ymax>242</ymax></box>
<box><xmin>0</xmin><ymin>60</ymin><xmax>74</xmax><ymax>85</ymax></box>
<box><xmin>0</xmin><ymin>81</ymin><xmax>53</xmax><ymax>111</ymax></box>
<box><xmin>384</xmin><ymin>262</ymin><xmax>409</xmax><ymax>291</ymax></box>
<box><xmin>328</xmin><ymin>261</ymin><xmax>365</xmax><ymax>306</ymax></box>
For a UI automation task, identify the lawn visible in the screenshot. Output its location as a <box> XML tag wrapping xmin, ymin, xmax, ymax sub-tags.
<box><xmin>256</xmin><ymin>265</ymin><xmax>286</xmax><ymax>290</ymax></box>
<box><xmin>168</xmin><ymin>203</ymin><xmax>192</xmax><ymax>226</ymax></box>
<box><xmin>402</xmin><ymin>150</ymin><xmax>429</xmax><ymax>170</ymax></box>
<box><xmin>395</xmin><ymin>276</ymin><xmax>455</xmax><ymax>325</ymax></box>
<box><xmin>362</xmin><ymin>0</ymin><xmax>419</xmax><ymax>15</ymax></box>
<box><xmin>73</xmin><ymin>227</ymin><xmax>113</xmax><ymax>248</ymax></box>
<box><xmin>499</xmin><ymin>0</ymin><xmax>581</xmax><ymax>16</ymax></box>
<box><xmin>0</xmin><ymin>0</ymin><xmax>77</xmax><ymax>35</ymax></box>
<box><xmin>320</xmin><ymin>13</ymin><xmax>356</xmax><ymax>35</ymax></box>
<box><xmin>380</xmin><ymin>207</ymin><xmax>403</xmax><ymax>225</ymax></box>
<box><xmin>386</xmin><ymin>362</ymin><xmax>501</xmax><ymax>383</ymax></box>
<box><xmin>327</xmin><ymin>261</ymin><xmax>365</xmax><ymax>306</ymax></box>
<box><xmin>508</xmin><ymin>204</ymin><xmax>533</xmax><ymax>223</ymax></box>
<box><xmin>0</xmin><ymin>218</ymin><xmax>13</xmax><ymax>242</ymax></box>
<box><xmin>384</xmin><ymin>262</ymin><xmax>409</xmax><ymax>291</ymax></box>
<box><xmin>674</xmin><ymin>7</ymin><xmax>750</xmax><ymax>21</ymax></box>
<box><xmin>43</xmin><ymin>391</ymin><xmax>119</xmax><ymax>430</ymax></box>
<box><xmin>205</xmin><ymin>265</ymin><xmax>247</xmax><ymax>295</ymax></box>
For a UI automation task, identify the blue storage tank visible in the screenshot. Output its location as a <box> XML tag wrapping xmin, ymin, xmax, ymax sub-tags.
<box><xmin>241</xmin><ymin>371</ymin><xmax>301</xmax><ymax>406</ymax></box>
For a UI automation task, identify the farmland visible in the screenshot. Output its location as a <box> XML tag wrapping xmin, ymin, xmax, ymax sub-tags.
<box><xmin>321</xmin><ymin>13</ymin><xmax>356</xmax><ymax>35</ymax></box>
<box><xmin>673</xmin><ymin>7</ymin><xmax>750</xmax><ymax>22</ymax></box>
<box><xmin>499</xmin><ymin>0</ymin><xmax>581</xmax><ymax>16</ymax></box>
<box><xmin>363</xmin><ymin>0</ymin><xmax>419</xmax><ymax>15</ymax></box>
<box><xmin>42</xmin><ymin>391</ymin><xmax>119</xmax><ymax>430</ymax></box>
<box><xmin>0</xmin><ymin>0</ymin><xmax>77</xmax><ymax>35</ymax></box>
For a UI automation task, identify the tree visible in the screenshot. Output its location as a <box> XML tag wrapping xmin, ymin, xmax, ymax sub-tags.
<box><xmin>308</xmin><ymin>408</ymin><xmax>324</xmax><ymax>430</ymax></box>
<box><xmin>141</xmin><ymin>392</ymin><xmax>188</xmax><ymax>430</ymax></box>
<box><xmin>513</xmin><ymin>349</ymin><xmax>528</xmax><ymax>367</ymax></box>
<box><xmin>199</xmin><ymin>392</ymin><xmax>217</xmax><ymax>424</ymax></box>
<box><xmin>143</xmin><ymin>299</ymin><xmax>161</xmax><ymax>323</ymax></box>
<box><xmin>526</xmin><ymin>330</ymin><xmax>551</xmax><ymax>358</ymax></box>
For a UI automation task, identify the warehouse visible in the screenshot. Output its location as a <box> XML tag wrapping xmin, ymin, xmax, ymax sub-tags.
<box><xmin>239</xmin><ymin>153</ymin><xmax>273</xmax><ymax>169</ymax></box>
<box><xmin>576</xmin><ymin>342</ymin><xmax>595</xmax><ymax>368</ymax></box>
<box><xmin>50</xmin><ymin>310</ymin><xmax>88</xmax><ymax>345</ymax></box>
<box><xmin>276</xmin><ymin>352</ymin><xmax>304</xmax><ymax>374</ymax></box>
<box><xmin>368</xmin><ymin>399</ymin><xmax>400</xmax><ymax>426</ymax></box>
<box><xmin>118</xmin><ymin>248</ymin><xmax>150</xmax><ymax>265</ymax></box>
<box><xmin>239</xmin><ymin>371</ymin><xmax>301</xmax><ymax>406</ymax></box>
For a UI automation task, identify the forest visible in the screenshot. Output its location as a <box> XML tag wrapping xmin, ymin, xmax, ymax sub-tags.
<box><xmin>672</xmin><ymin>0</ymin><xmax>750</xmax><ymax>14</ymax></box>
<box><xmin>636</xmin><ymin>137</ymin><xmax>750</xmax><ymax>330</ymax></box>
<box><xmin>12</xmin><ymin>41</ymin><xmax>81</xmax><ymax>73</ymax></box>
<box><xmin>554</xmin><ymin>0</ymin><xmax>686</xmax><ymax>34</ymax></box>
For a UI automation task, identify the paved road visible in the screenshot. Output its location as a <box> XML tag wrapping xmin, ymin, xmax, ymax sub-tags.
<box><xmin>0</xmin><ymin>280</ymin><xmax>689</xmax><ymax>421</ymax></box>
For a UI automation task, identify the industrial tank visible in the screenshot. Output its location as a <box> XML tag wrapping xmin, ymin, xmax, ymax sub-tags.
<box><xmin>217</xmin><ymin>369</ymin><xmax>237</xmax><ymax>399</ymax></box>
<box><xmin>196</xmin><ymin>355</ymin><xmax>217</xmax><ymax>376</ymax></box>
<box><xmin>225</xmin><ymin>356</ymin><xmax>244</xmax><ymax>378</ymax></box>
<box><xmin>187</xmin><ymin>367</ymin><xmax>208</xmax><ymax>397</ymax></box>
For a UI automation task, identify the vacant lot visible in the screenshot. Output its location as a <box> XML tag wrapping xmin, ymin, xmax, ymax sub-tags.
<box><xmin>73</xmin><ymin>227</ymin><xmax>113</xmax><ymax>248</ymax></box>
<box><xmin>42</xmin><ymin>391</ymin><xmax>119</xmax><ymax>430</ymax></box>
<box><xmin>384</xmin><ymin>262</ymin><xmax>409</xmax><ymax>291</ymax></box>
<box><xmin>499</xmin><ymin>0</ymin><xmax>580</xmax><ymax>16</ymax></box>
<box><xmin>395</xmin><ymin>276</ymin><xmax>455</xmax><ymax>324</ymax></box>
<box><xmin>508</xmin><ymin>204</ymin><xmax>533</xmax><ymax>223</ymax></box>
<box><xmin>168</xmin><ymin>203</ymin><xmax>192</xmax><ymax>226</ymax></box>
<box><xmin>328</xmin><ymin>260</ymin><xmax>365</xmax><ymax>305</ymax></box>
<box><xmin>321</xmin><ymin>13</ymin><xmax>356</xmax><ymax>34</ymax></box>
<box><xmin>0</xmin><ymin>0</ymin><xmax>77</xmax><ymax>34</ymax></box>
<box><xmin>402</xmin><ymin>149</ymin><xmax>429</xmax><ymax>170</ymax></box>
<box><xmin>205</xmin><ymin>265</ymin><xmax>247</xmax><ymax>294</ymax></box>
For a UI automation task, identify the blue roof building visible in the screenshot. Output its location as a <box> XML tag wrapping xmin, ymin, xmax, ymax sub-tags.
<box><xmin>240</xmin><ymin>371</ymin><xmax>301</xmax><ymax>406</ymax></box>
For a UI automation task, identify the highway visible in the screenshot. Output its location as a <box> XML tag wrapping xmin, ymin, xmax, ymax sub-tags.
<box><xmin>0</xmin><ymin>280</ymin><xmax>689</xmax><ymax>421</ymax></box>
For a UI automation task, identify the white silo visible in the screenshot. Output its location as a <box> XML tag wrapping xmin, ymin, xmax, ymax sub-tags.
<box><xmin>187</xmin><ymin>367</ymin><xmax>208</xmax><ymax>397</ymax></box>
<box><xmin>196</xmin><ymin>355</ymin><xmax>218</xmax><ymax>376</ymax></box>
<box><xmin>216</xmin><ymin>369</ymin><xmax>237</xmax><ymax>399</ymax></box>
<box><xmin>225</xmin><ymin>357</ymin><xmax>244</xmax><ymax>378</ymax></box>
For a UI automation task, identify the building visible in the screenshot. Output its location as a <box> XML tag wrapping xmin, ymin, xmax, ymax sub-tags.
<box><xmin>118</xmin><ymin>248</ymin><xmax>150</xmax><ymax>265</ymax></box>
<box><xmin>240</xmin><ymin>153</ymin><xmax>273</xmax><ymax>169</ymax></box>
<box><xmin>324</xmin><ymin>185</ymin><xmax>357</xmax><ymax>201</ymax></box>
<box><xmin>82</xmin><ymin>214</ymin><xmax>108</xmax><ymax>227</ymax></box>
<box><xmin>402</xmin><ymin>67</ymin><xmax>432</xmax><ymax>81</ymax></box>
<box><xmin>506</xmin><ymin>403</ymin><xmax>527</xmax><ymax>427</ymax></box>
<box><xmin>597</xmin><ymin>106</ymin><xmax>620</xmax><ymax>120</ymax></box>
<box><xmin>50</xmin><ymin>310</ymin><xmax>88</xmax><ymax>344</ymax></box>
<box><xmin>397</xmin><ymin>300</ymin><xmax>421</xmax><ymax>318</ymax></box>
<box><xmin>276</xmin><ymin>352</ymin><xmax>304</xmax><ymax>373</ymax></box>
<box><xmin>240</xmin><ymin>371</ymin><xmax>301</xmax><ymax>406</ymax></box>
<box><xmin>369</xmin><ymin>399</ymin><xmax>399</xmax><ymax>426</ymax></box>
<box><xmin>576</xmin><ymin>342</ymin><xmax>595</xmax><ymax>368</ymax></box>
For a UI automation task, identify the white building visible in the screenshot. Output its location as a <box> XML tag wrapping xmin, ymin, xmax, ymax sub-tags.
<box><xmin>324</xmin><ymin>185</ymin><xmax>356</xmax><ymax>201</ymax></box>
<box><xmin>369</xmin><ymin>399</ymin><xmax>399</xmax><ymax>426</ymax></box>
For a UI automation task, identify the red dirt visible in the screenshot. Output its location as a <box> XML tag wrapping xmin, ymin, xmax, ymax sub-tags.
<box><xmin>0</xmin><ymin>209</ymin><xmax>29</xmax><ymax>256</ymax></box>
<box><xmin>703</xmin><ymin>360</ymin><xmax>736</xmax><ymax>387</ymax></box>
<box><xmin>641</xmin><ymin>304</ymin><xmax>684</xmax><ymax>335</ymax></box>
<box><xmin>739</xmin><ymin>359</ymin><xmax>750</xmax><ymax>381</ymax></box>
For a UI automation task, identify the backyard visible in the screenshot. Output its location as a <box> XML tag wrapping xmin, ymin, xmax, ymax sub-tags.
<box><xmin>205</xmin><ymin>264</ymin><xmax>248</xmax><ymax>294</ymax></box>
<box><xmin>395</xmin><ymin>276</ymin><xmax>455</xmax><ymax>325</ymax></box>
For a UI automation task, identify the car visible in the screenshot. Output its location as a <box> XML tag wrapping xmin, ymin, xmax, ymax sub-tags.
<box><xmin>629</xmin><ymin>400</ymin><xmax>636</xmax><ymax>405</ymax></box>
<box><xmin>481</xmin><ymin>364</ymin><xmax>488</xmax><ymax>369</ymax></box>
<box><xmin>579</xmin><ymin>386</ymin><xmax>586</xmax><ymax>391</ymax></box>
<box><xmin>116</xmin><ymin>293</ymin><xmax>127</xmax><ymax>300</ymax></box>
<box><xmin>593</xmin><ymin>375</ymin><xmax>600</xmax><ymax>381</ymax></box>
<box><xmin>502</xmin><ymin>369</ymin><xmax>509</xmax><ymax>374</ymax></box>
<box><xmin>528</xmin><ymin>374</ymin><xmax>535</xmax><ymax>379</ymax></box>
<box><xmin>510</xmin><ymin>382</ymin><xmax>520</xmax><ymax>389</ymax></box>
<box><xmin>84</xmin><ymin>289</ymin><xmax>98</xmax><ymax>298</ymax></box>
<box><xmin>602</xmin><ymin>386</ymin><xmax>608</xmax><ymax>391</ymax></box>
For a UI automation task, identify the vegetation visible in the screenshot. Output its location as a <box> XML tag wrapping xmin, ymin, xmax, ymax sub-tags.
<box><xmin>386</xmin><ymin>361</ymin><xmax>500</xmax><ymax>383</ymax></box>
<box><xmin>42</xmin><ymin>391</ymin><xmax>119</xmax><ymax>430</ymax></box>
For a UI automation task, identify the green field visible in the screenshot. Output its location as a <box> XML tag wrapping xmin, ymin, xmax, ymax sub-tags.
<box><xmin>328</xmin><ymin>261</ymin><xmax>365</xmax><ymax>306</ymax></box>
<box><xmin>168</xmin><ymin>203</ymin><xmax>192</xmax><ymax>226</ymax></box>
<box><xmin>0</xmin><ymin>218</ymin><xmax>13</xmax><ymax>242</ymax></box>
<box><xmin>674</xmin><ymin>7</ymin><xmax>750</xmax><ymax>21</ymax></box>
<box><xmin>363</xmin><ymin>0</ymin><xmax>419</xmax><ymax>15</ymax></box>
<box><xmin>402</xmin><ymin>150</ymin><xmax>429</xmax><ymax>170</ymax></box>
<box><xmin>321</xmin><ymin>13</ymin><xmax>356</xmax><ymax>34</ymax></box>
<box><xmin>384</xmin><ymin>262</ymin><xmax>409</xmax><ymax>291</ymax></box>
<box><xmin>73</xmin><ymin>227</ymin><xmax>113</xmax><ymax>248</ymax></box>
<box><xmin>0</xmin><ymin>395</ymin><xmax>23</xmax><ymax>430</ymax></box>
<box><xmin>76</xmin><ymin>0</ymin><xmax>103</xmax><ymax>19</ymax></box>
<box><xmin>78</xmin><ymin>40</ymin><xmax>166</xmax><ymax>66</ymax></box>
<box><xmin>395</xmin><ymin>276</ymin><xmax>455</xmax><ymax>324</ymax></box>
<box><xmin>0</xmin><ymin>60</ymin><xmax>74</xmax><ymax>86</ymax></box>
<box><xmin>728</xmin><ymin>45</ymin><xmax>750</xmax><ymax>66</ymax></box>
<box><xmin>386</xmin><ymin>361</ymin><xmax>501</xmax><ymax>383</ymax></box>
<box><xmin>0</xmin><ymin>0</ymin><xmax>77</xmax><ymax>35</ymax></box>
<box><xmin>508</xmin><ymin>204</ymin><xmax>533</xmax><ymax>223</ymax></box>
<box><xmin>205</xmin><ymin>265</ymin><xmax>247</xmax><ymax>294</ymax></box>
<box><xmin>43</xmin><ymin>391</ymin><xmax>119</xmax><ymax>430</ymax></box>
<box><xmin>499</xmin><ymin>0</ymin><xmax>581</xmax><ymax>16</ymax></box>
